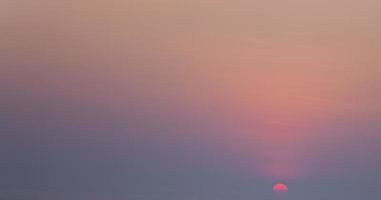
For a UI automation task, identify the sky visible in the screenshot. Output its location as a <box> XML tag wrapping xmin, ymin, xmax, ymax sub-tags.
<box><xmin>1</xmin><ymin>0</ymin><xmax>381</xmax><ymax>199</ymax></box>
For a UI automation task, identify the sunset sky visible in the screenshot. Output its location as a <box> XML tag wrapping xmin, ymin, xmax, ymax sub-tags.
<box><xmin>1</xmin><ymin>0</ymin><xmax>381</xmax><ymax>199</ymax></box>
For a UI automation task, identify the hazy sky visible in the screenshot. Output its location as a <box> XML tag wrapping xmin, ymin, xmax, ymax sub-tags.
<box><xmin>1</xmin><ymin>0</ymin><xmax>381</xmax><ymax>199</ymax></box>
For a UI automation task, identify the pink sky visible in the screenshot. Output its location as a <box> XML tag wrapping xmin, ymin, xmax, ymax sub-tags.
<box><xmin>1</xmin><ymin>0</ymin><xmax>381</xmax><ymax>199</ymax></box>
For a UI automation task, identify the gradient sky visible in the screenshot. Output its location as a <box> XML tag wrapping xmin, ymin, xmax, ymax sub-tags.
<box><xmin>1</xmin><ymin>0</ymin><xmax>381</xmax><ymax>199</ymax></box>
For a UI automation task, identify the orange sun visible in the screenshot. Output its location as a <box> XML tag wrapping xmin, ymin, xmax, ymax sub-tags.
<box><xmin>273</xmin><ymin>182</ymin><xmax>288</xmax><ymax>192</ymax></box>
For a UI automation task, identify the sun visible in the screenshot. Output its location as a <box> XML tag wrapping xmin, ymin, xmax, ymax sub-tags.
<box><xmin>273</xmin><ymin>182</ymin><xmax>289</xmax><ymax>192</ymax></box>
